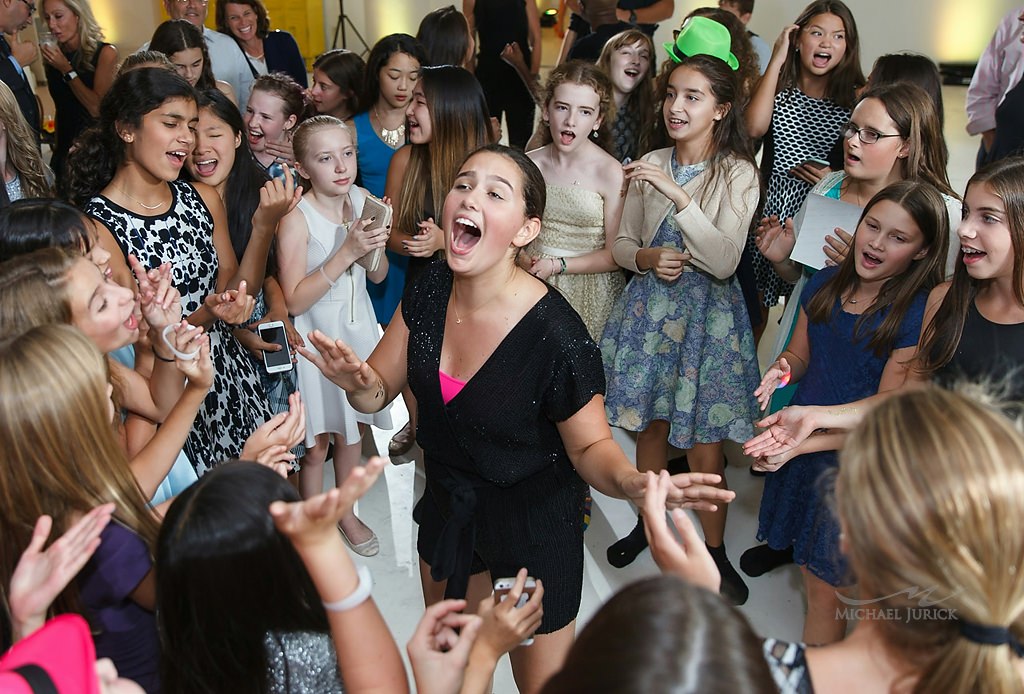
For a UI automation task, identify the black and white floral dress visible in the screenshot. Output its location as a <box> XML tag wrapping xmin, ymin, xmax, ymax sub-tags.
<box><xmin>87</xmin><ymin>180</ymin><xmax>273</xmax><ymax>474</ymax></box>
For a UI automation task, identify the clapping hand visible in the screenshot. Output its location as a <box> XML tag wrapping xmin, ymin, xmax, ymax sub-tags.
<box><xmin>407</xmin><ymin>600</ymin><xmax>483</xmax><ymax>694</ymax></box>
<box><xmin>165</xmin><ymin>321</ymin><xmax>213</xmax><ymax>388</ymax></box>
<box><xmin>204</xmin><ymin>280</ymin><xmax>255</xmax><ymax>325</ymax></box>
<box><xmin>754</xmin><ymin>357</ymin><xmax>792</xmax><ymax>411</ymax></box>
<box><xmin>622</xmin><ymin>470</ymin><xmax>735</xmax><ymax>513</ymax></box>
<box><xmin>130</xmin><ymin>256</ymin><xmax>182</xmax><ymax>331</ymax></box>
<box><xmin>298</xmin><ymin>330</ymin><xmax>377</xmax><ymax>393</ymax></box>
<box><xmin>754</xmin><ymin>215</ymin><xmax>796</xmax><ymax>264</ymax></box>
<box><xmin>403</xmin><ymin>217</ymin><xmax>444</xmax><ymax>258</ymax></box>
<box><xmin>241</xmin><ymin>391</ymin><xmax>307</xmax><ymax>475</ymax></box>
<box><xmin>8</xmin><ymin>504</ymin><xmax>115</xmax><ymax>641</ymax></box>
<box><xmin>642</xmin><ymin>470</ymin><xmax>720</xmax><ymax>592</ymax></box>
<box><xmin>742</xmin><ymin>405</ymin><xmax>817</xmax><ymax>459</ymax></box>
<box><xmin>269</xmin><ymin>456</ymin><xmax>386</xmax><ymax>552</ymax></box>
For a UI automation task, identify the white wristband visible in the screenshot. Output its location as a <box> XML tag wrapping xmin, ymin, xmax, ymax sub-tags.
<box><xmin>322</xmin><ymin>564</ymin><xmax>372</xmax><ymax>612</ymax></box>
<box><xmin>161</xmin><ymin>324</ymin><xmax>200</xmax><ymax>360</ymax></box>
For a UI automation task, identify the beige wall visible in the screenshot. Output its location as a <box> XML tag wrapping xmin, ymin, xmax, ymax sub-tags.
<box><xmin>72</xmin><ymin>0</ymin><xmax>1022</xmax><ymax>72</ymax></box>
<box><xmin>326</xmin><ymin>0</ymin><xmax>1019</xmax><ymax>72</ymax></box>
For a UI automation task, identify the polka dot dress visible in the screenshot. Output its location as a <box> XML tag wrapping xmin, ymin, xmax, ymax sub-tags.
<box><xmin>749</xmin><ymin>87</ymin><xmax>850</xmax><ymax>307</ymax></box>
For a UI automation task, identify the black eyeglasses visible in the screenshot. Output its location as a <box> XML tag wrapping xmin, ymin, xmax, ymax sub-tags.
<box><xmin>843</xmin><ymin>122</ymin><xmax>901</xmax><ymax>145</ymax></box>
<box><xmin>17</xmin><ymin>0</ymin><xmax>35</xmax><ymax>14</ymax></box>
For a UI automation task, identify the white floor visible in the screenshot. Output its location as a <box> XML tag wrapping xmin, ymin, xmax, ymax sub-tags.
<box><xmin>330</xmin><ymin>75</ymin><xmax>979</xmax><ymax>692</ymax></box>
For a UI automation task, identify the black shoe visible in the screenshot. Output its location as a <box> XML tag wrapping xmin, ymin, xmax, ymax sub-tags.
<box><xmin>607</xmin><ymin>515</ymin><xmax>648</xmax><ymax>568</ymax></box>
<box><xmin>739</xmin><ymin>544</ymin><xmax>794</xmax><ymax>577</ymax></box>
<box><xmin>707</xmin><ymin>543</ymin><xmax>749</xmax><ymax>606</ymax></box>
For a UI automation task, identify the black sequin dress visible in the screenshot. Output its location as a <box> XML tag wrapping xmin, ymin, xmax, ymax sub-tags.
<box><xmin>404</xmin><ymin>263</ymin><xmax>603</xmax><ymax>633</ymax></box>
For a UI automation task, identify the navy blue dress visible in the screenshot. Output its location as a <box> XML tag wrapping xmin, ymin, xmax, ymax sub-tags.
<box><xmin>756</xmin><ymin>267</ymin><xmax>927</xmax><ymax>586</ymax></box>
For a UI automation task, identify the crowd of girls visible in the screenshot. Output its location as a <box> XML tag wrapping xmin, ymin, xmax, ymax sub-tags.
<box><xmin>2</xmin><ymin>2</ymin><xmax>1024</xmax><ymax>693</ymax></box>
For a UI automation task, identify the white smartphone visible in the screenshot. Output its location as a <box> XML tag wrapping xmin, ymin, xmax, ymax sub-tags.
<box><xmin>493</xmin><ymin>576</ymin><xmax>537</xmax><ymax>646</ymax></box>
<box><xmin>360</xmin><ymin>194</ymin><xmax>393</xmax><ymax>273</ymax></box>
<box><xmin>257</xmin><ymin>320</ymin><xmax>293</xmax><ymax>374</ymax></box>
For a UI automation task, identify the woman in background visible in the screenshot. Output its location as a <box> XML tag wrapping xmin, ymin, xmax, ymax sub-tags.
<box><xmin>216</xmin><ymin>0</ymin><xmax>307</xmax><ymax>88</ymax></box>
<box><xmin>40</xmin><ymin>0</ymin><xmax>117</xmax><ymax>187</ymax></box>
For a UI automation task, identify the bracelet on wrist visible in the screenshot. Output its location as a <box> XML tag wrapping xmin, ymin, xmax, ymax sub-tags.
<box><xmin>153</xmin><ymin>350</ymin><xmax>175</xmax><ymax>363</ymax></box>
<box><xmin>161</xmin><ymin>324</ymin><xmax>200</xmax><ymax>361</ymax></box>
<box><xmin>322</xmin><ymin>564</ymin><xmax>372</xmax><ymax>612</ymax></box>
<box><xmin>319</xmin><ymin>265</ymin><xmax>336</xmax><ymax>288</ymax></box>
<box><xmin>559</xmin><ymin>257</ymin><xmax>567</xmax><ymax>275</ymax></box>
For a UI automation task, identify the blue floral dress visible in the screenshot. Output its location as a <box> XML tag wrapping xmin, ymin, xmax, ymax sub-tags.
<box><xmin>601</xmin><ymin>160</ymin><xmax>761</xmax><ymax>448</ymax></box>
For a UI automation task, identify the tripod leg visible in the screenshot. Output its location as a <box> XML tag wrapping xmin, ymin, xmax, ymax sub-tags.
<box><xmin>342</xmin><ymin>15</ymin><xmax>371</xmax><ymax>55</ymax></box>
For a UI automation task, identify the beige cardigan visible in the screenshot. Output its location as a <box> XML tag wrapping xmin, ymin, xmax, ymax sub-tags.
<box><xmin>612</xmin><ymin>148</ymin><xmax>760</xmax><ymax>280</ymax></box>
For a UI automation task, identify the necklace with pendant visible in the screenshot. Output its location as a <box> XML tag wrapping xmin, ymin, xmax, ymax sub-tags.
<box><xmin>373</xmin><ymin>106</ymin><xmax>405</xmax><ymax>149</ymax></box>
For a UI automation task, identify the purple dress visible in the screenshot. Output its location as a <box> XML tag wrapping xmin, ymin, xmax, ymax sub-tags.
<box><xmin>756</xmin><ymin>267</ymin><xmax>927</xmax><ymax>586</ymax></box>
<box><xmin>77</xmin><ymin>522</ymin><xmax>159</xmax><ymax>692</ymax></box>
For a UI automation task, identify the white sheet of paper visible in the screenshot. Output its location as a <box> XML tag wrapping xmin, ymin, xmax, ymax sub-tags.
<box><xmin>789</xmin><ymin>193</ymin><xmax>864</xmax><ymax>271</ymax></box>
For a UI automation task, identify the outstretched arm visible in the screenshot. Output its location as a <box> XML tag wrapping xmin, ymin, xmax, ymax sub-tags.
<box><xmin>270</xmin><ymin>457</ymin><xmax>409</xmax><ymax>694</ymax></box>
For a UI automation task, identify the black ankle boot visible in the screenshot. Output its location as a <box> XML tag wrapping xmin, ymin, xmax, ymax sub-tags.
<box><xmin>707</xmin><ymin>543</ymin><xmax>749</xmax><ymax>606</ymax></box>
<box><xmin>739</xmin><ymin>544</ymin><xmax>794</xmax><ymax>577</ymax></box>
<box><xmin>607</xmin><ymin>515</ymin><xmax>648</xmax><ymax>568</ymax></box>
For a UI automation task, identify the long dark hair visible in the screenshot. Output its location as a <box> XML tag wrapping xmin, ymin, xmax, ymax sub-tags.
<box><xmin>416</xmin><ymin>5</ymin><xmax>472</xmax><ymax>68</ymax></box>
<box><xmin>0</xmin><ymin>199</ymin><xmax>93</xmax><ymax>263</ymax></box>
<box><xmin>869</xmin><ymin>53</ymin><xmax>945</xmax><ymax>130</ymax></box>
<box><xmin>312</xmin><ymin>49</ymin><xmax>366</xmax><ymax>115</ymax></box>
<box><xmin>186</xmin><ymin>89</ymin><xmax>272</xmax><ymax>264</ymax></box>
<box><xmin>540</xmin><ymin>576</ymin><xmax>776</xmax><ymax>693</ymax></box>
<box><xmin>156</xmin><ymin>462</ymin><xmax>330</xmax><ymax>694</ymax></box>
<box><xmin>396</xmin><ymin>65</ymin><xmax>490</xmax><ymax>237</ymax></box>
<box><xmin>149</xmin><ymin>19</ymin><xmax>218</xmax><ymax>92</ymax></box>
<box><xmin>64</xmin><ymin>68</ymin><xmax>196</xmax><ymax>206</ymax></box>
<box><xmin>806</xmin><ymin>180</ymin><xmax>949</xmax><ymax>356</ymax></box>
<box><xmin>778</xmin><ymin>0</ymin><xmax>864</xmax><ymax>108</ymax></box>
<box><xmin>917</xmin><ymin>157</ymin><xmax>1024</xmax><ymax>375</ymax></box>
<box><xmin>654</xmin><ymin>55</ymin><xmax>760</xmax><ymax>207</ymax></box>
<box><xmin>360</xmin><ymin>33</ymin><xmax>426</xmax><ymax>112</ymax></box>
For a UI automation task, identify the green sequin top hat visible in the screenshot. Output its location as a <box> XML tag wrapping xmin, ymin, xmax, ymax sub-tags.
<box><xmin>664</xmin><ymin>16</ymin><xmax>739</xmax><ymax>70</ymax></box>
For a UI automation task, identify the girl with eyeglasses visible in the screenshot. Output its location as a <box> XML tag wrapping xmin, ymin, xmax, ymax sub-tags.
<box><xmin>742</xmin><ymin>0</ymin><xmax>864</xmax><ymax>336</ymax></box>
<box><xmin>742</xmin><ymin>82</ymin><xmax>960</xmax><ymax>576</ymax></box>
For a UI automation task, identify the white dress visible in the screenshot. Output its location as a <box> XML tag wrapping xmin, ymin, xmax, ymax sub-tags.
<box><xmin>293</xmin><ymin>189</ymin><xmax>392</xmax><ymax>446</ymax></box>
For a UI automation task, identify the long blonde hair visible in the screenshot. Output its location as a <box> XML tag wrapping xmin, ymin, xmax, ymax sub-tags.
<box><xmin>838</xmin><ymin>386</ymin><xmax>1024</xmax><ymax>693</ymax></box>
<box><xmin>0</xmin><ymin>325</ymin><xmax>160</xmax><ymax>618</ymax></box>
<box><xmin>0</xmin><ymin>81</ymin><xmax>51</xmax><ymax>198</ymax></box>
<box><xmin>52</xmin><ymin>0</ymin><xmax>106</xmax><ymax>70</ymax></box>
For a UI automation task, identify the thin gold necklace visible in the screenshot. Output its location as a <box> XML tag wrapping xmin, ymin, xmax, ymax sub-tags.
<box><xmin>450</xmin><ymin>283</ymin><xmax>506</xmax><ymax>325</ymax></box>
<box><xmin>373</xmin><ymin>105</ymin><xmax>405</xmax><ymax>149</ymax></box>
<box><xmin>116</xmin><ymin>184</ymin><xmax>167</xmax><ymax>211</ymax></box>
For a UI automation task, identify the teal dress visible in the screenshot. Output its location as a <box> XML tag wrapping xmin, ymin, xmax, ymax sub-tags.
<box><xmin>601</xmin><ymin>160</ymin><xmax>761</xmax><ymax>447</ymax></box>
